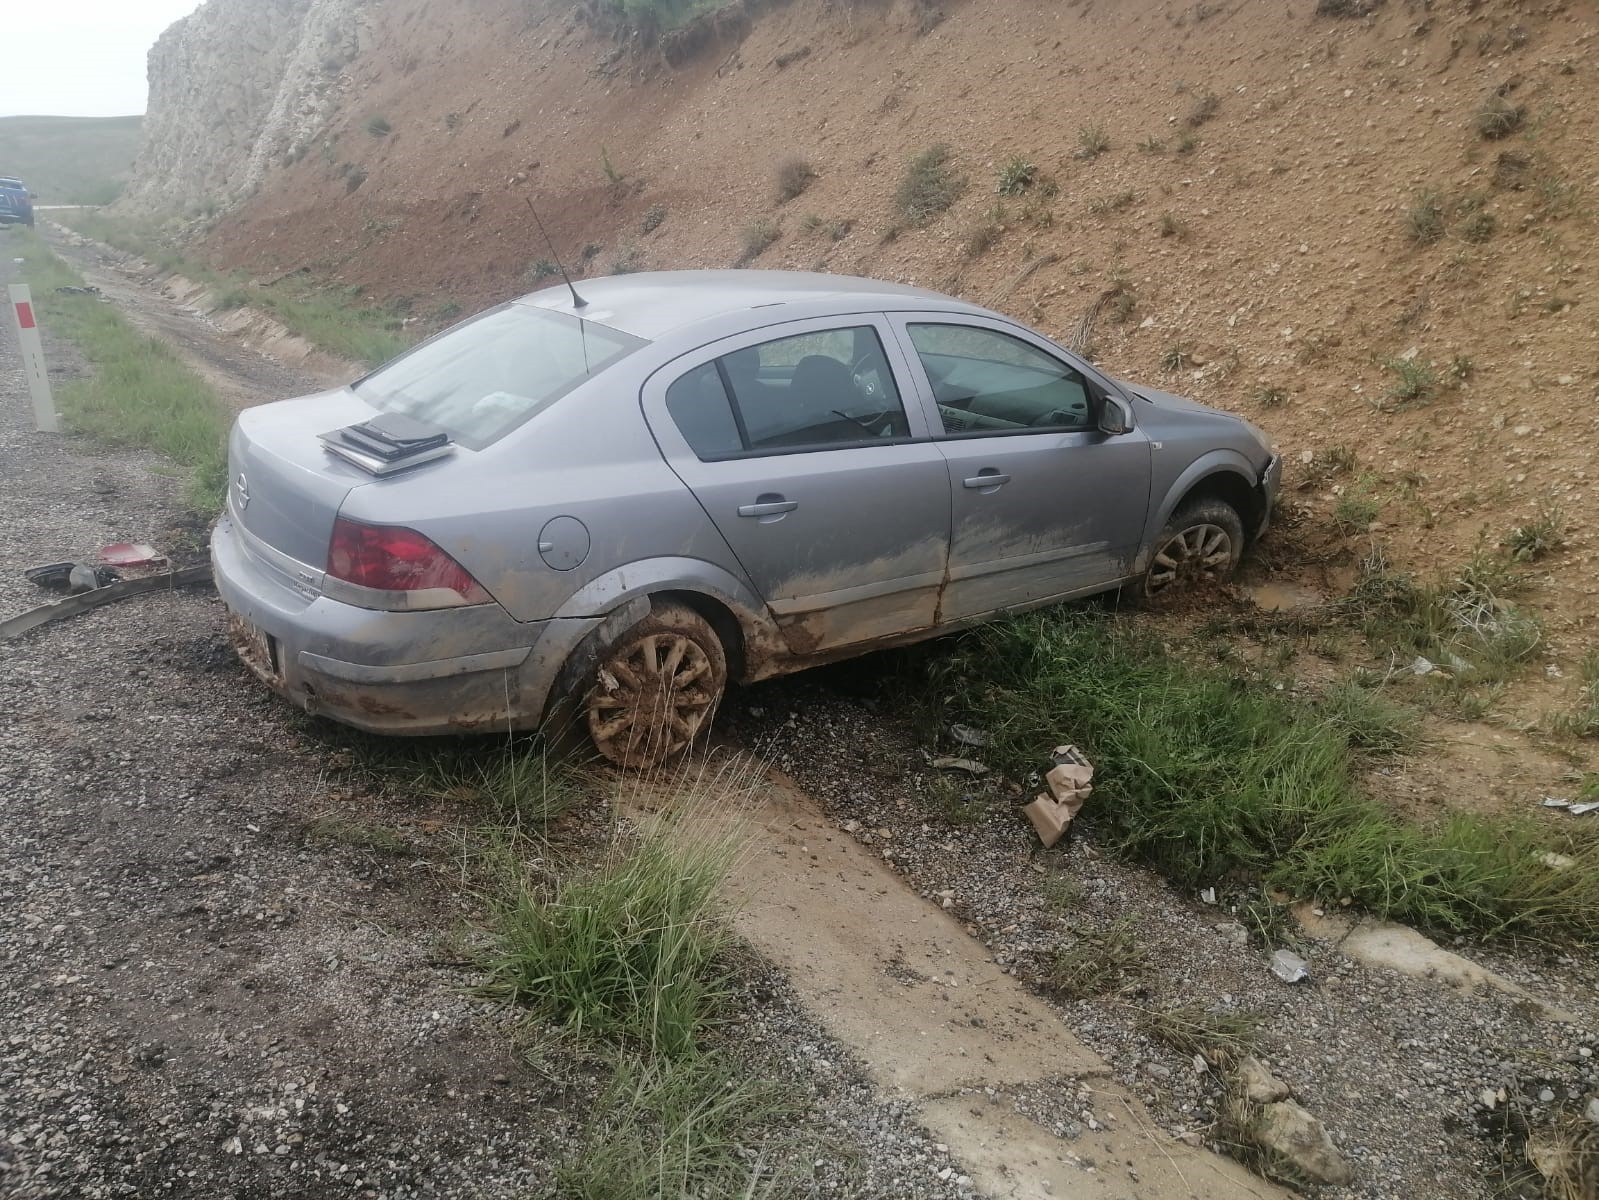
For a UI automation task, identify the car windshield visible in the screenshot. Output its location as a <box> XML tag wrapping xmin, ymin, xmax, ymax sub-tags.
<box><xmin>353</xmin><ymin>303</ymin><xmax>645</xmax><ymax>448</ymax></box>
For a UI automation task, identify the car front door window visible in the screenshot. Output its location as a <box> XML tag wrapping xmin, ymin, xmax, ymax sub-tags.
<box><xmin>906</xmin><ymin>323</ymin><xmax>1094</xmax><ymax>435</ymax></box>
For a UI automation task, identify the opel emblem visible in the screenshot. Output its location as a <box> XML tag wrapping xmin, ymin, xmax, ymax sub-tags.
<box><xmin>235</xmin><ymin>472</ymin><xmax>250</xmax><ymax>511</ymax></box>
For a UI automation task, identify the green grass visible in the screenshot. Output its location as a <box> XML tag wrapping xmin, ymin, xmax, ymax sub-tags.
<box><xmin>1076</xmin><ymin>125</ymin><xmax>1111</xmax><ymax>160</ymax></box>
<box><xmin>391</xmin><ymin>743</ymin><xmax>583</xmax><ymax>829</ymax></box>
<box><xmin>1139</xmin><ymin>1004</ymin><xmax>1259</xmax><ymax>1069</ymax></box>
<box><xmin>1045</xmin><ymin>918</ymin><xmax>1144</xmax><ymax>1000</ymax></box>
<box><xmin>51</xmin><ymin>209</ymin><xmax>414</xmax><ymax>367</ymax></box>
<box><xmin>1088</xmin><ymin>189</ymin><xmax>1137</xmax><ymax>216</ymax></box>
<box><xmin>1351</xmin><ymin>547</ymin><xmax>1541</xmax><ymax>688</ymax></box>
<box><xmin>555</xmin><ymin>1051</ymin><xmax>793</xmax><ymax>1199</ymax></box>
<box><xmin>1546</xmin><ymin>651</ymin><xmax>1599</xmax><ymax>740</ymax></box>
<box><xmin>250</xmin><ymin>281</ymin><xmax>413</xmax><ymax>365</ymax></box>
<box><xmin>1405</xmin><ymin>190</ymin><xmax>1446</xmax><ymax>245</ymax></box>
<box><xmin>997</xmin><ymin>157</ymin><xmax>1038</xmax><ymax>196</ymax></box>
<box><xmin>926</xmin><ymin>613</ymin><xmax>1599</xmax><ymax>943</ymax></box>
<box><xmin>1256</xmin><ymin>386</ymin><xmax>1288</xmax><ymax>409</ymax></box>
<box><xmin>1474</xmin><ymin>93</ymin><xmax>1525</xmax><ymax>140</ymax></box>
<box><xmin>1315</xmin><ymin>679</ymin><xmax>1422</xmax><ymax>754</ymax></box>
<box><xmin>0</xmin><ymin>114</ymin><xmax>142</xmax><ymax>205</ymax></box>
<box><xmin>305</xmin><ymin>816</ymin><xmax>414</xmax><ymax>857</ymax></box>
<box><xmin>923</xmin><ymin>773</ymin><xmax>989</xmax><ymax>825</ymax></box>
<box><xmin>480</xmin><ymin>826</ymin><xmax>737</xmax><ymax>1058</ymax></box>
<box><xmin>1383</xmin><ymin>356</ymin><xmax>1440</xmax><ymax>406</ymax></box>
<box><xmin>895</xmin><ymin>144</ymin><xmax>966</xmax><ymax>225</ymax></box>
<box><xmin>1505</xmin><ymin>504</ymin><xmax>1566</xmax><ymax>562</ymax></box>
<box><xmin>12</xmin><ymin>228</ymin><xmax>229</xmax><ymax>510</ymax></box>
<box><xmin>1332</xmin><ymin>477</ymin><xmax>1380</xmax><ymax>532</ymax></box>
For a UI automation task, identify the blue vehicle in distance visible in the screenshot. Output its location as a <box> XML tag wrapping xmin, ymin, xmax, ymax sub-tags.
<box><xmin>0</xmin><ymin>177</ymin><xmax>36</xmax><ymax>227</ymax></box>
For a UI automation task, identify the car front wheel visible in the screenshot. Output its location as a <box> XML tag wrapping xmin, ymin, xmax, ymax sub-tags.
<box><xmin>578</xmin><ymin>600</ymin><xmax>727</xmax><ymax>769</ymax></box>
<box><xmin>1141</xmin><ymin>498</ymin><xmax>1245</xmax><ymax>601</ymax></box>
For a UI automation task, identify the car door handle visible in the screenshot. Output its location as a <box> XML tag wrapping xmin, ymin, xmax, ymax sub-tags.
<box><xmin>963</xmin><ymin>472</ymin><xmax>1012</xmax><ymax>490</ymax></box>
<box><xmin>738</xmin><ymin>498</ymin><xmax>799</xmax><ymax>519</ymax></box>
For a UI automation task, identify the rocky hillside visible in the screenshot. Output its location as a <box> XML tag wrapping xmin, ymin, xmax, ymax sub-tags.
<box><xmin>120</xmin><ymin>0</ymin><xmax>363</xmax><ymax>215</ymax></box>
<box><xmin>128</xmin><ymin>0</ymin><xmax>1597</xmax><ymax>656</ymax></box>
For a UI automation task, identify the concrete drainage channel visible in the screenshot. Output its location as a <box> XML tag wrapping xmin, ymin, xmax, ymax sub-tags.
<box><xmin>720</xmin><ymin>771</ymin><xmax>1290</xmax><ymax>1199</ymax></box>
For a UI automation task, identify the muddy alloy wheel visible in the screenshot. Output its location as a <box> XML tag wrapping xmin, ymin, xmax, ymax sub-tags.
<box><xmin>1142</xmin><ymin>499</ymin><xmax>1245</xmax><ymax>599</ymax></box>
<box><xmin>583</xmin><ymin>602</ymin><xmax>727</xmax><ymax>769</ymax></box>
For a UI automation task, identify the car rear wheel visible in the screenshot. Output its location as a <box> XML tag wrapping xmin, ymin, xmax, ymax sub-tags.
<box><xmin>580</xmin><ymin>600</ymin><xmax>727</xmax><ymax>769</ymax></box>
<box><xmin>1141</xmin><ymin>498</ymin><xmax>1245</xmax><ymax>601</ymax></box>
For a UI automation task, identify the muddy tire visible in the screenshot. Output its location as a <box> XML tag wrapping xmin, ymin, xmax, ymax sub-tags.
<box><xmin>1140</xmin><ymin>498</ymin><xmax>1245</xmax><ymax>602</ymax></box>
<box><xmin>576</xmin><ymin>600</ymin><xmax>727</xmax><ymax>769</ymax></box>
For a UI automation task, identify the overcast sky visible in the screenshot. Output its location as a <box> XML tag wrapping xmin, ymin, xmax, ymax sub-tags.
<box><xmin>1</xmin><ymin>0</ymin><xmax>203</xmax><ymax>117</ymax></box>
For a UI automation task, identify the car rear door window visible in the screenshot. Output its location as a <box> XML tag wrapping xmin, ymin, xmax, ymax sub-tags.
<box><xmin>907</xmin><ymin>324</ymin><xmax>1093</xmax><ymax>435</ymax></box>
<box><xmin>665</xmin><ymin>326</ymin><xmax>910</xmax><ymax>459</ymax></box>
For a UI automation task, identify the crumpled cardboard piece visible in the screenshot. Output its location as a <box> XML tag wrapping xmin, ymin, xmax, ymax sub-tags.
<box><xmin>1022</xmin><ymin>745</ymin><xmax>1094</xmax><ymax>848</ymax></box>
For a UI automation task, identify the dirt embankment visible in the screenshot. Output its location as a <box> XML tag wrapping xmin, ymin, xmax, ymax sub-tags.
<box><xmin>154</xmin><ymin>0</ymin><xmax>1598</xmax><ymax>655</ymax></box>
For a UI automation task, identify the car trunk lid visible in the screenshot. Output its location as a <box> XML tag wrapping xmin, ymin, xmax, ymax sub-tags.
<box><xmin>229</xmin><ymin>389</ymin><xmax>379</xmax><ymax>569</ymax></box>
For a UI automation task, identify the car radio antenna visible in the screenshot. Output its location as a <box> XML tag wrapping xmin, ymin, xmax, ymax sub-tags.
<box><xmin>524</xmin><ymin>198</ymin><xmax>587</xmax><ymax>310</ymax></box>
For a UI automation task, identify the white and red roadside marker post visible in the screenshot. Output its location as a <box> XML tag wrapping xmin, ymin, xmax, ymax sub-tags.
<box><xmin>8</xmin><ymin>284</ymin><xmax>59</xmax><ymax>433</ymax></box>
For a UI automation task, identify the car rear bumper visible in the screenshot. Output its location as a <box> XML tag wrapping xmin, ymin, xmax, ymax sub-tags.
<box><xmin>212</xmin><ymin>514</ymin><xmax>581</xmax><ymax>735</ymax></box>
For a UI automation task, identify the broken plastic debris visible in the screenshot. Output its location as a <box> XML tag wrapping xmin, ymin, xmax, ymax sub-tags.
<box><xmin>1270</xmin><ymin>949</ymin><xmax>1309</xmax><ymax>984</ymax></box>
<box><xmin>99</xmin><ymin>542</ymin><xmax>163</xmax><ymax>567</ymax></box>
<box><xmin>1199</xmin><ymin>887</ymin><xmax>1218</xmax><ymax>905</ymax></box>
<box><xmin>1537</xmin><ymin>851</ymin><xmax>1576</xmax><ymax>872</ymax></box>
<box><xmin>1541</xmin><ymin>797</ymin><xmax>1572</xmax><ymax>809</ymax></box>
<box><xmin>950</xmin><ymin>723</ymin><xmax>990</xmax><ymax>748</ymax></box>
<box><xmin>931</xmin><ymin>757</ymin><xmax>989</xmax><ymax>775</ymax></box>
<box><xmin>1410</xmin><ymin>656</ymin><xmax>1436</xmax><ymax>676</ymax></box>
<box><xmin>26</xmin><ymin>562</ymin><xmax>121</xmax><ymax>593</ymax></box>
<box><xmin>1571</xmin><ymin>803</ymin><xmax>1598</xmax><ymax>817</ymax></box>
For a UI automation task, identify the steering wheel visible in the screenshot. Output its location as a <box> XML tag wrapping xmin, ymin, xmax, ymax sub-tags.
<box><xmin>832</xmin><ymin>352</ymin><xmax>899</xmax><ymax>435</ymax></box>
<box><xmin>850</xmin><ymin>351</ymin><xmax>889</xmax><ymax>405</ymax></box>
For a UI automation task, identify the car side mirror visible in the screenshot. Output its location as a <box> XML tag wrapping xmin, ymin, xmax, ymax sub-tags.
<box><xmin>1097</xmin><ymin>396</ymin><xmax>1133</xmax><ymax>436</ymax></box>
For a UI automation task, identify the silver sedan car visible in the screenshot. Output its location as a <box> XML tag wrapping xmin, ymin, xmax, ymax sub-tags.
<box><xmin>213</xmin><ymin>271</ymin><xmax>1280</xmax><ymax>765</ymax></box>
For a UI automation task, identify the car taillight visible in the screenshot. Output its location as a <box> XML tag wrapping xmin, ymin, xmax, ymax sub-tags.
<box><xmin>326</xmin><ymin>517</ymin><xmax>490</xmax><ymax>605</ymax></box>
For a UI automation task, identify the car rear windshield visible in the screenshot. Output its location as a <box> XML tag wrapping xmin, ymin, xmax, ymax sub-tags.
<box><xmin>353</xmin><ymin>303</ymin><xmax>645</xmax><ymax>448</ymax></box>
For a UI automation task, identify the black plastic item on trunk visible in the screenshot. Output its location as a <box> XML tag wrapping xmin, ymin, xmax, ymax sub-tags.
<box><xmin>329</xmin><ymin>412</ymin><xmax>450</xmax><ymax>462</ymax></box>
<box><xmin>319</xmin><ymin>412</ymin><xmax>455</xmax><ymax>476</ymax></box>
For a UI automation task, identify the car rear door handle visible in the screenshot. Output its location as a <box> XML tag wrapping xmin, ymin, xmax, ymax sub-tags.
<box><xmin>738</xmin><ymin>496</ymin><xmax>799</xmax><ymax>520</ymax></box>
<box><xmin>963</xmin><ymin>471</ymin><xmax>1012</xmax><ymax>490</ymax></box>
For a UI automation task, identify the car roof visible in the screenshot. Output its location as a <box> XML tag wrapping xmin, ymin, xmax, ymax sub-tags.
<box><xmin>515</xmin><ymin>270</ymin><xmax>995</xmax><ymax>340</ymax></box>
<box><xmin>0</xmin><ymin>178</ymin><xmax>24</xmax><ymax>187</ymax></box>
